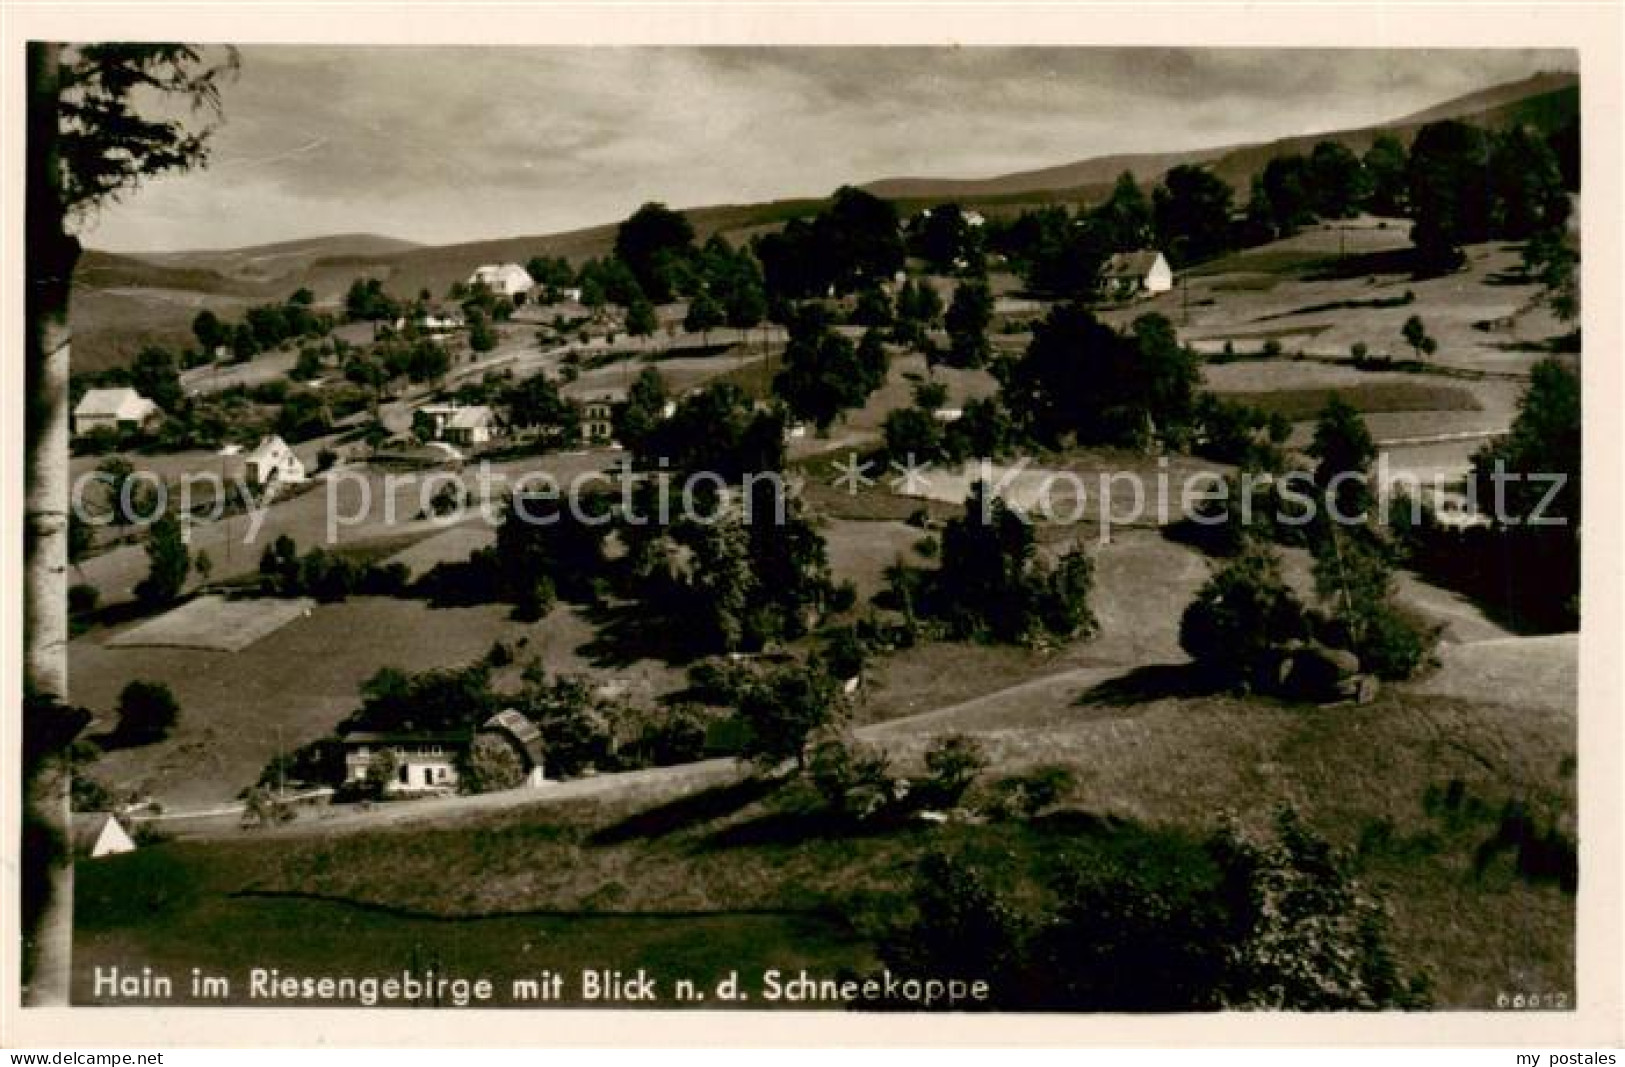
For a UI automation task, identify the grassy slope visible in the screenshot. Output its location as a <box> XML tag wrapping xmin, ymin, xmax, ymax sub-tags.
<box><xmin>75</xmin><ymin>640</ymin><xmax>1577</xmax><ymax>1007</ymax></box>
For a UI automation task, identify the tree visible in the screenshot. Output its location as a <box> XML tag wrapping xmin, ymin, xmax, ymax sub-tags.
<box><xmin>1307</xmin><ymin>140</ymin><xmax>1369</xmax><ymax>220</ymax></box>
<box><xmin>1488</xmin><ymin>126</ymin><xmax>1571</xmax><ymax>240</ymax></box>
<box><xmin>191</xmin><ymin>307</ymin><xmax>226</xmax><ymax>354</ymax></box>
<box><xmin>1400</xmin><ymin>314</ymin><xmax>1436</xmax><ymax>360</ymax></box>
<box><xmin>1308</xmin><ymin>396</ymin><xmax>1377</xmax><ymax>519</ymax></box>
<box><xmin>1471</xmin><ymin>358</ymin><xmax>1580</xmax><ymax>526</ymax></box>
<box><xmin>1255</xmin><ymin>153</ymin><xmax>1316</xmax><ymax>237</ymax></box>
<box><xmin>612</xmin><ymin>367</ymin><xmax>668</xmax><ymax>453</ymax></box>
<box><xmin>129</xmin><ymin>345</ymin><xmax>182</xmax><ymax>412</ymax></box>
<box><xmin>920</xmin><ymin>734</ymin><xmax>989</xmax><ymax>809</ymax></box>
<box><xmin>883</xmin><ymin>406</ymin><xmax>944</xmax><ymax>464</ymax></box>
<box><xmin>192</xmin><ymin>548</ymin><xmax>213</xmax><ymax>587</ymax></box>
<box><xmin>625</xmin><ymin>297</ymin><xmax>658</xmax><ymax>341</ymax></box>
<box><xmin>1521</xmin><ymin>229</ymin><xmax>1579</xmax><ymax>325</ymax></box>
<box><xmin>116</xmin><ymin>679</ymin><xmax>180</xmax><ymax>743</ymax></box>
<box><xmin>96</xmin><ymin>455</ymin><xmax>150</xmax><ymax>526</ymax></box>
<box><xmin>503</xmin><ymin>372</ymin><xmax>574</xmax><ymax>436</ymax></box>
<box><xmin>1362</xmin><ymin>134</ymin><xmax>1408</xmax><ymax>215</ymax></box>
<box><xmin>1090</xmin><ymin>172</ymin><xmax>1153</xmax><ymax>250</ymax></box>
<box><xmin>944</xmin><ymin>279</ymin><xmax>993</xmax><ymax>368</ymax></box>
<box><xmin>683</xmin><ymin>290</ymin><xmax>724</xmax><ymax>345</ymax></box>
<box><xmin>134</xmin><ymin>513</ymin><xmax>189</xmax><ymax>607</ymax></box>
<box><xmin>1179</xmin><ymin>547</ymin><xmax>1308</xmax><ymax>689</ymax></box>
<box><xmin>466</xmin><ymin>310</ymin><xmax>496</xmax><ymax>353</ymax></box>
<box><xmin>405</xmin><ymin>338</ymin><xmax>451</xmax><ymax>384</ymax></box>
<box><xmin>1311</xmin><ymin>526</ymin><xmax>1431</xmax><ymax>679</ymax></box>
<box><xmin>819</xmin><ymin>185</ymin><xmax>904</xmax><ymax>292</ymax></box>
<box><xmin>735</xmin><ymin>661</ymin><xmax>843</xmax><ymax>771</ymax></box>
<box><xmin>460</xmin><ymin>733</ymin><xmax>524</xmax><ymax>794</ymax></box>
<box><xmin>613</xmin><ymin>202</ymin><xmax>695</xmax><ymax>303</ymax></box>
<box><xmin>774</xmin><ymin>314</ymin><xmax>874</xmax><ymax>432</ymax></box>
<box><xmin>1152</xmin><ymin>164</ymin><xmax>1235</xmax><ymax>266</ymax></box>
<box><xmin>1407</xmin><ymin>120</ymin><xmax>1492</xmax><ymax>274</ymax></box>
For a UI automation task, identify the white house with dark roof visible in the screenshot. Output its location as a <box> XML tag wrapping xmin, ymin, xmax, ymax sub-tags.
<box><xmin>468</xmin><ymin>263</ymin><xmax>535</xmax><ymax>298</ymax></box>
<box><xmin>73</xmin><ymin>387</ymin><xmax>159</xmax><ymax>437</ymax></box>
<box><xmin>339</xmin><ymin>709</ymin><xmax>546</xmax><ymax>794</ymax></box>
<box><xmin>1099</xmin><ymin>250</ymin><xmax>1173</xmax><ymax>298</ymax></box>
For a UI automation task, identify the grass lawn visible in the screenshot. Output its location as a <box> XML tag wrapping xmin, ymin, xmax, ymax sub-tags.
<box><xmin>105</xmin><ymin>595</ymin><xmax>316</xmax><ymax>653</ymax></box>
<box><xmin>73</xmin><ymin>596</ymin><xmax>677</xmax><ymax>810</ymax></box>
<box><xmin>1220</xmin><ymin>380</ymin><xmax>1482</xmax><ymax>422</ymax></box>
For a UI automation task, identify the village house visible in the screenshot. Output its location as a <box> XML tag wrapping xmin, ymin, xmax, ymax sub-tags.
<box><xmin>416</xmin><ymin>403</ymin><xmax>499</xmax><ymax>447</ymax></box>
<box><xmin>340</xmin><ymin>709</ymin><xmax>546</xmax><ymax>794</ymax></box>
<box><xmin>1099</xmin><ymin>250</ymin><xmax>1174</xmax><ymax>299</ymax></box>
<box><xmin>578</xmin><ymin>390</ymin><xmax>623</xmax><ymax>445</ymax></box>
<box><xmin>443</xmin><ymin>405</ymin><xmax>499</xmax><ymax>447</ymax></box>
<box><xmin>394</xmin><ymin>308</ymin><xmax>466</xmax><ymax>333</ymax></box>
<box><xmin>73</xmin><ymin>387</ymin><xmax>160</xmax><ymax>437</ymax></box>
<box><xmin>72</xmin><ymin>812</ymin><xmax>137</xmax><ymax>860</ymax></box>
<box><xmin>244</xmin><ymin>434</ymin><xmax>306</xmax><ymax>488</ymax></box>
<box><xmin>468</xmin><ymin>262</ymin><xmax>536</xmax><ymax>298</ymax></box>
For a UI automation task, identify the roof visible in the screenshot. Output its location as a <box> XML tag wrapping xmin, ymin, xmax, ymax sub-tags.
<box><xmin>471</xmin><ymin>263</ymin><xmax>534</xmax><ymax>285</ymax></box>
<box><xmin>1101</xmin><ymin>250</ymin><xmax>1166</xmax><ymax>279</ymax></box>
<box><xmin>339</xmin><ymin>730</ymin><xmax>473</xmax><ymax>746</ymax></box>
<box><xmin>71</xmin><ymin>812</ymin><xmax>132</xmax><ymax>856</ymax></box>
<box><xmin>481</xmin><ymin>708</ymin><xmax>545</xmax><ymax>768</ymax></box>
<box><xmin>447</xmin><ymin>405</ymin><xmax>496</xmax><ymax>429</ymax></box>
<box><xmin>75</xmin><ymin>387</ymin><xmax>152</xmax><ymax>417</ymax></box>
<box><xmin>247</xmin><ymin>434</ymin><xmax>291</xmax><ymax>464</ymax></box>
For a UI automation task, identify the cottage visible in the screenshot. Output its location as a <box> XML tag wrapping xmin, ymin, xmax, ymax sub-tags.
<box><xmin>468</xmin><ymin>262</ymin><xmax>535</xmax><ymax>298</ymax></box>
<box><xmin>1099</xmin><ymin>250</ymin><xmax>1174</xmax><ymax>298</ymax></box>
<box><xmin>340</xmin><ymin>709</ymin><xmax>546</xmax><ymax>794</ymax></box>
<box><xmin>445</xmin><ymin>405</ymin><xmax>498</xmax><ymax>447</ymax></box>
<box><xmin>245</xmin><ymin>435</ymin><xmax>305</xmax><ymax>486</ymax></box>
<box><xmin>245</xmin><ymin>435</ymin><xmax>306</xmax><ymax>488</ymax></box>
<box><xmin>72</xmin><ymin>812</ymin><xmax>137</xmax><ymax>860</ymax></box>
<box><xmin>73</xmin><ymin>388</ymin><xmax>159</xmax><ymax>437</ymax></box>
<box><xmin>415</xmin><ymin>403</ymin><xmax>498</xmax><ymax>447</ymax></box>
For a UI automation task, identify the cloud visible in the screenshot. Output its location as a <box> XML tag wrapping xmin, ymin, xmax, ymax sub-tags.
<box><xmin>82</xmin><ymin>45</ymin><xmax>1576</xmax><ymax>251</ymax></box>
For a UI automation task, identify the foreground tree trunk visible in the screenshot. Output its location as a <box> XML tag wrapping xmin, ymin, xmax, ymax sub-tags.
<box><xmin>23</xmin><ymin>40</ymin><xmax>82</xmax><ymax>1008</ymax></box>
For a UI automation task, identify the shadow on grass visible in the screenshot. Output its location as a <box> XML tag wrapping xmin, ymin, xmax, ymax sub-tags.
<box><xmin>589</xmin><ymin>774</ymin><xmax>784</xmax><ymax>846</ymax></box>
<box><xmin>577</xmin><ymin>598</ymin><xmax>702</xmax><ymax>669</ymax></box>
<box><xmin>1304</xmin><ymin>247</ymin><xmax>1419</xmax><ymax>281</ymax></box>
<box><xmin>1076</xmin><ymin>663</ymin><xmax>1222</xmax><ymax>707</ymax></box>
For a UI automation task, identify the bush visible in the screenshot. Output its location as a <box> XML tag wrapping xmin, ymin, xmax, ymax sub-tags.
<box><xmin>117</xmin><ymin>680</ymin><xmax>180</xmax><ymax>743</ymax></box>
<box><xmin>1179</xmin><ymin>547</ymin><xmax>1308</xmax><ymax>689</ymax></box>
<box><xmin>918</xmin><ymin>734</ymin><xmax>988</xmax><ymax>809</ymax></box>
<box><xmin>459</xmin><ymin>733</ymin><xmax>525</xmax><ymax>794</ymax></box>
<box><xmin>69</xmin><ymin>582</ymin><xmax>100</xmax><ymax>618</ymax></box>
<box><xmin>983</xmin><ymin>765</ymin><xmax>1077</xmax><ymax>819</ymax></box>
<box><xmin>807</xmin><ymin>733</ymin><xmax>900</xmax><ymax>821</ymax></box>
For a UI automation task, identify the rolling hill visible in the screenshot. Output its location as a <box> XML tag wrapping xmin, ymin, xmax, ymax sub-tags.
<box><xmin>68</xmin><ymin>70</ymin><xmax>1577</xmax><ymax>373</ymax></box>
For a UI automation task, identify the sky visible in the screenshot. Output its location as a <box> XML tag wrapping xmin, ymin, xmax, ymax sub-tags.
<box><xmin>81</xmin><ymin>46</ymin><xmax>1576</xmax><ymax>253</ymax></box>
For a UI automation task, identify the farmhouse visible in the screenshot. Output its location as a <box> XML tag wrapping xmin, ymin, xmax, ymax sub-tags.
<box><xmin>72</xmin><ymin>812</ymin><xmax>137</xmax><ymax>860</ymax></box>
<box><xmin>1099</xmin><ymin>250</ymin><xmax>1173</xmax><ymax>298</ymax></box>
<box><xmin>444</xmin><ymin>405</ymin><xmax>499</xmax><ymax>447</ymax></box>
<box><xmin>245</xmin><ymin>435</ymin><xmax>306</xmax><ymax>488</ymax></box>
<box><xmin>468</xmin><ymin>262</ymin><xmax>535</xmax><ymax>298</ymax></box>
<box><xmin>340</xmin><ymin>709</ymin><xmax>546</xmax><ymax>794</ymax></box>
<box><xmin>416</xmin><ymin>403</ymin><xmax>499</xmax><ymax>447</ymax></box>
<box><xmin>73</xmin><ymin>387</ymin><xmax>160</xmax><ymax>437</ymax></box>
